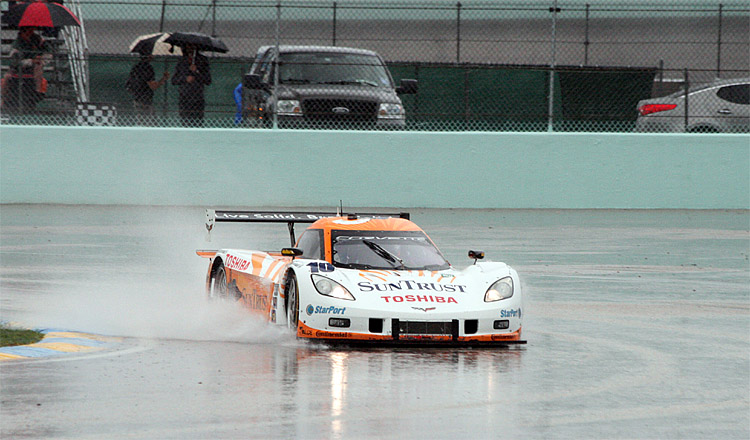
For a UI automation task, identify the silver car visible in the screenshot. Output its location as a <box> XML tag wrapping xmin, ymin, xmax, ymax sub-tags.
<box><xmin>635</xmin><ymin>77</ymin><xmax>749</xmax><ymax>133</ymax></box>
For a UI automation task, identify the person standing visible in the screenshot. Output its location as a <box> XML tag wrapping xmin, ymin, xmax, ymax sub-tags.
<box><xmin>171</xmin><ymin>44</ymin><xmax>211</xmax><ymax>127</ymax></box>
<box><xmin>5</xmin><ymin>26</ymin><xmax>51</xmax><ymax>112</ymax></box>
<box><xmin>233</xmin><ymin>82</ymin><xmax>243</xmax><ymax>125</ymax></box>
<box><xmin>126</xmin><ymin>52</ymin><xmax>168</xmax><ymax>125</ymax></box>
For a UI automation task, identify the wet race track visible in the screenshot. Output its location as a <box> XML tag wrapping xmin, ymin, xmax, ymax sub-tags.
<box><xmin>1</xmin><ymin>205</ymin><xmax>748</xmax><ymax>439</ymax></box>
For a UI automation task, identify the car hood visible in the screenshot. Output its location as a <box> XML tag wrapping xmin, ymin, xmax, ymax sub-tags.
<box><xmin>277</xmin><ymin>84</ymin><xmax>401</xmax><ymax>103</ymax></box>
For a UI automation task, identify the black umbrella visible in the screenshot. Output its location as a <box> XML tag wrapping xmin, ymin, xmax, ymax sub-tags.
<box><xmin>129</xmin><ymin>32</ymin><xmax>182</xmax><ymax>56</ymax></box>
<box><xmin>2</xmin><ymin>1</ymin><xmax>81</xmax><ymax>28</ymax></box>
<box><xmin>164</xmin><ymin>32</ymin><xmax>228</xmax><ymax>53</ymax></box>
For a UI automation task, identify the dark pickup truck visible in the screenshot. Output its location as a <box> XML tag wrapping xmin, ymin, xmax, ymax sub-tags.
<box><xmin>241</xmin><ymin>45</ymin><xmax>417</xmax><ymax>129</ymax></box>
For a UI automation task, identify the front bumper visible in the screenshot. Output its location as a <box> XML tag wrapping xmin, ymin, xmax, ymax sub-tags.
<box><xmin>276</xmin><ymin>115</ymin><xmax>405</xmax><ymax>130</ymax></box>
<box><xmin>296</xmin><ymin>314</ymin><xmax>525</xmax><ymax>345</ymax></box>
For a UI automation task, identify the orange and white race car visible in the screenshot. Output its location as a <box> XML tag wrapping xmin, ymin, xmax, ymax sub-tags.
<box><xmin>197</xmin><ymin>210</ymin><xmax>525</xmax><ymax>345</ymax></box>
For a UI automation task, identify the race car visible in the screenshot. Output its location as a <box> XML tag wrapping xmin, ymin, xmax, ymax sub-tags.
<box><xmin>197</xmin><ymin>210</ymin><xmax>525</xmax><ymax>345</ymax></box>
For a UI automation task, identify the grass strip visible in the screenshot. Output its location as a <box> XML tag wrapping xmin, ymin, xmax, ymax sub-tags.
<box><xmin>0</xmin><ymin>325</ymin><xmax>44</xmax><ymax>347</ymax></box>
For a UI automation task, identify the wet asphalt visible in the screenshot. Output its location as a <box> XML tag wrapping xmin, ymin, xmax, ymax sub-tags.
<box><xmin>0</xmin><ymin>205</ymin><xmax>748</xmax><ymax>439</ymax></box>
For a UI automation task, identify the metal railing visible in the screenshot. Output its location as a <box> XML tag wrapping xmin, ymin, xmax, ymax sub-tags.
<box><xmin>61</xmin><ymin>0</ymin><xmax>90</xmax><ymax>102</ymax></box>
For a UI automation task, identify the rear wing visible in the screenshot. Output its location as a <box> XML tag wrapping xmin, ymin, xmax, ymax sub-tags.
<box><xmin>205</xmin><ymin>209</ymin><xmax>410</xmax><ymax>246</ymax></box>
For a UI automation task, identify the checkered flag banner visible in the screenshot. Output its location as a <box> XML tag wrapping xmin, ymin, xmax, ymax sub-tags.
<box><xmin>75</xmin><ymin>103</ymin><xmax>117</xmax><ymax>126</ymax></box>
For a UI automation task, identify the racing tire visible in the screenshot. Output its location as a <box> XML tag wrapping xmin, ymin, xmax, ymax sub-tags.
<box><xmin>209</xmin><ymin>263</ymin><xmax>228</xmax><ymax>301</ymax></box>
<box><xmin>285</xmin><ymin>272</ymin><xmax>300</xmax><ymax>332</ymax></box>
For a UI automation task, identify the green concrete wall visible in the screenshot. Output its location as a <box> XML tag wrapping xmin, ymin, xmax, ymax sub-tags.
<box><xmin>1</xmin><ymin>125</ymin><xmax>748</xmax><ymax>209</ymax></box>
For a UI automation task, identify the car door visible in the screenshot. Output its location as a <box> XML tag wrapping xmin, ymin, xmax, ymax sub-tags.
<box><xmin>243</xmin><ymin>48</ymin><xmax>275</xmax><ymax>124</ymax></box>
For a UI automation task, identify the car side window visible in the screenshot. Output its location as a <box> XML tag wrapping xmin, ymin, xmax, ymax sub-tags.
<box><xmin>296</xmin><ymin>229</ymin><xmax>324</xmax><ymax>260</ymax></box>
<box><xmin>717</xmin><ymin>84</ymin><xmax>750</xmax><ymax>105</ymax></box>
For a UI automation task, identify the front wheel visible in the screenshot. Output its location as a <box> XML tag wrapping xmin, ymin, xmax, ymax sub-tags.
<box><xmin>285</xmin><ymin>273</ymin><xmax>300</xmax><ymax>332</ymax></box>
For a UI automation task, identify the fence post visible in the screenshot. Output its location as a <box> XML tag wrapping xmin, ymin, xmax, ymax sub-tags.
<box><xmin>159</xmin><ymin>0</ymin><xmax>168</xmax><ymax>118</ymax></box>
<box><xmin>463</xmin><ymin>67</ymin><xmax>469</xmax><ymax>128</ymax></box>
<box><xmin>584</xmin><ymin>3</ymin><xmax>590</xmax><ymax>65</ymax></box>
<box><xmin>683</xmin><ymin>68</ymin><xmax>689</xmax><ymax>132</ymax></box>
<box><xmin>414</xmin><ymin>64</ymin><xmax>420</xmax><ymax>119</ymax></box>
<box><xmin>159</xmin><ymin>0</ymin><xmax>167</xmax><ymax>32</ymax></box>
<box><xmin>273</xmin><ymin>1</ymin><xmax>281</xmax><ymax>129</ymax></box>
<box><xmin>211</xmin><ymin>0</ymin><xmax>217</xmax><ymax>37</ymax></box>
<box><xmin>548</xmin><ymin>0</ymin><xmax>559</xmax><ymax>132</ymax></box>
<box><xmin>658</xmin><ymin>59</ymin><xmax>664</xmax><ymax>83</ymax></box>
<box><xmin>716</xmin><ymin>3</ymin><xmax>723</xmax><ymax>78</ymax></box>
<box><xmin>456</xmin><ymin>2</ymin><xmax>462</xmax><ymax>63</ymax></box>
<box><xmin>332</xmin><ymin>1</ymin><xmax>337</xmax><ymax>46</ymax></box>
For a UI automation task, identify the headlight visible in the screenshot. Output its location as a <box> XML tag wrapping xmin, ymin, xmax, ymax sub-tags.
<box><xmin>484</xmin><ymin>277</ymin><xmax>513</xmax><ymax>302</ymax></box>
<box><xmin>311</xmin><ymin>275</ymin><xmax>355</xmax><ymax>301</ymax></box>
<box><xmin>277</xmin><ymin>99</ymin><xmax>301</xmax><ymax>116</ymax></box>
<box><xmin>378</xmin><ymin>103</ymin><xmax>404</xmax><ymax>119</ymax></box>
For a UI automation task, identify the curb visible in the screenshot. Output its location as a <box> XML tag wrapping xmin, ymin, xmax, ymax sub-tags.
<box><xmin>0</xmin><ymin>328</ymin><xmax>120</xmax><ymax>361</ymax></box>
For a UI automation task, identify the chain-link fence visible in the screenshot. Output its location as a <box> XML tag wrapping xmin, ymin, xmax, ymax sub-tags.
<box><xmin>1</xmin><ymin>0</ymin><xmax>748</xmax><ymax>132</ymax></box>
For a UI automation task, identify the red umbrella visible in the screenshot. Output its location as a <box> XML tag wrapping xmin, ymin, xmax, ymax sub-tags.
<box><xmin>2</xmin><ymin>1</ymin><xmax>81</xmax><ymax>28</ymax></box>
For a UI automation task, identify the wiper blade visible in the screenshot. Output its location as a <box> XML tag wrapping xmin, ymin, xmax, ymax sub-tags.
<box><xmin>321</xmin><ymin>79</ymin><xmax>378</xmax><ymax>87</ymax></box>
<box><xmin>335</xmin><ymin>262</ymin><xmax>375</xmax><ymax>270</ymax></box>
<box><xmin>363</xmin><ymin>240</ymin><xmax>405</xmax><ymax>269</ymax></box>
<box><xmin>281</xmin><ymin>78</ymin><xmax>311</xmax><ymax>84</ymax></box>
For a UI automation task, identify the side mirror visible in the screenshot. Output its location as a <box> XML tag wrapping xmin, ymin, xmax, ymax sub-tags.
<box><xmin>396</xmin><ymin>79</ymin><xmax>418</xmax><ymax>95</ymax></box>
<box><xmin>243</xmin><ymin>73</ymin><xmax>263</xmax><ymax>89</ymax></box>
<box><xmin>281</xmin><ymin>247</ymin><xmax>304</xmax><ymax>259</ymax></box>
<box><xmin>468</xmin><ymin>250</ymin><xmax>485</xmax><ymax>264</ymax></box>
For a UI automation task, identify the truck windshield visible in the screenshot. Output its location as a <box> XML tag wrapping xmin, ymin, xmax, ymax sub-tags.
<box><xmin>279</xmin><ymin>52</ymin><xmax>392</xmax><ymax>88</ymax></box>
<box><xmin>332</xmin><ymin>230</ymin><xmax>450</xmax><ymax>271</ymax></box>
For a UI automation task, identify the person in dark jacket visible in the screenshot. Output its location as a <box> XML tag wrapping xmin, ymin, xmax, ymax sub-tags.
<box><xmin>171</xmin><ymin>44</ymin><xmax>211</xmax><ymax>127</ymax></box>
<box><xmin>4</xmin><ymin>26</ymin><xmax>51</xmax><ymax>112</ymax></box>
<box><xmin>126</xmin><ymin>52</ymin><xmax>168</xmax><ymax>125</ymax></box>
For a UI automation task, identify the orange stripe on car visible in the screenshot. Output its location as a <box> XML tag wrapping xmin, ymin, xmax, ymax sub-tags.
<box><xmin>359</xmin><ymin>271</ymin><xmax>387</xmax><ymax>282</ymax></box>
<box><xmin>309</xmin><ymin>217</ymin><xmax>421</xmax><ymax>232</ymax></box>
<box><xmin>250</xmin><ymin>253</ymin><xmax>267</xmax><ymax>276</ymax></box>
<box><xmin>266</xmin><ymin>260</ymin><xmax>287</xmax><ymax>281</ymax></box>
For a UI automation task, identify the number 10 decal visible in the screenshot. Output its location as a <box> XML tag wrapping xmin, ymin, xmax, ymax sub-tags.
<box><xmin>308</xmin><ymin>262</ymin><xmax>334</xmax><ymax>273</ymax></box>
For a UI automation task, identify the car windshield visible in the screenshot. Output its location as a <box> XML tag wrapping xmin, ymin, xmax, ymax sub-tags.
<box><xmin>331</xmin><ymin>230</ymin><xmax>450</xmax><ymax>271</ymax></box>
<box><xmin>278</xmin><ymin>52</ymin><xmax>392</xmax><ymax>88</ymax></box>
